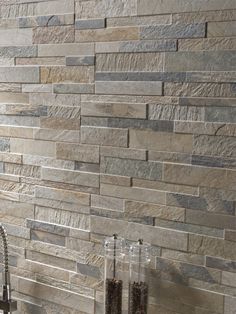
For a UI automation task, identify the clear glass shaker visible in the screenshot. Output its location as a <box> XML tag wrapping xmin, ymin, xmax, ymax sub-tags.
<box><xmin>128</xmin><ymin>239</ymin><xmax>151</xmax><ymax>314</ymax></box>
<box><xmin>104</xmin><ymin>234</ymin><xmax>125</xmax><ymax>314</ymax></box>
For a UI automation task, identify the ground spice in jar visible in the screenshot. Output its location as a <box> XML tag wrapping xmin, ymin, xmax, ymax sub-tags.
<box><xmin>129</xmin><ymin>281</ymin><xmax>148</xmax><ymax>314</ymax></box>
<box><xmin>105</xmin><ymin>278</ymin><xmax>123</xmax><ymax>314</ymax></box>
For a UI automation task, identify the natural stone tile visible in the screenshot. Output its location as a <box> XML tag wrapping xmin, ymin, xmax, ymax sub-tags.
<box><xmin>189</xmin><ymin>234</ymin><xmax>236</xmax><ymax>261</ymax></box>
<box><xmin>76</xmin><ymin>27</ymin><xmax>139</xmax><ymax>42</ymax></box>
<box><xmin>165</xmin><ymin>51</ymin><xmax>236</xmax><ymax>71</ymax></box>
<box><xmin>33</xmin><ymin>26</ymin><xmax>74</xmax><ymax>44</ymax></box>
<box><xmin>179</xmin><ymin>96</ymin><xmax>236</xmax><ymax>107</ymax></box>
<box><xmin>16</xmin><ymin>57</ymin><xmax>65</xmax><ymax>66</ymax></box>
<box><xmin>208</xmin><ymin>21</ymin><xmax>236</xmax><ymax>37</ymax></box>
<box><xmin>0</xmin><ymin>28</ymin><xmax>32</xmax><ymax>45</ymax></box>
<box><xmin>224</xmin><ymin>296</ymin><xmax>236</xmax><ymax>314</ymax></box>
<box><xmin>164</xmin><ymin>163</ymin><xmax>236</xmax><ymax>191</ymax></box>
<box><xmin>156</xmin><ymin>218</ymin><xmax>223</xmax><ymax>238</ymax></box>
<box><xmin>66</xmin><ymin>56</ymin><xmax>95</xmax><ymax>66</ymax></box>
<box><xmin>186</xmin><ymin>71</ymin><xmax>236</xmax><ymax>83</ymax></box>
<box><xmin>100</xmin><ymin>146</ymin><xmax>147</xmax><ymax>161</ymax></box>
<box><xmin>53</xmin><ymin>83</ymin><xmax>95</xmax><ymax>94</ymax></box>
<box><xmin>148</xmin><ymin>150</ymin><xmax>191</xmax><ymax>164</ymax></box>
<box><xmin>172</xmin><ymin>9</ymin><xmax>236</xmax><ymax>24</ymax></box>
<box><xmin>31</xmin><ymin>229</ymin><xmax>65</xmax><ymax>247</ymax></box>
<box><xmin>35</xmin><ymin>186</ymin><xmax>90</xmax><ymax>206</ymax></box>
<box><xmin>27</xmin><ymin>219</ymin><xmax>70</xmax><ymax>237</ymax></box>
<box><xmin>165</xmin><ymin>83</ymin><xmax>235</xmax><ymax>98</ymax></box>
<box><xmin>225</xmin><ymin>230</ymin><xmax>236</xmax><ymax>242</ymax></box>
<box><xmin>77</xmin><ymin>263</ymin><xmax>101</xmax><ymax>279</ymax></box>
<box><xmin>222</xmin><ymin>271</ymin><xmax>236</xmax><ymax>288</ymax></box>
<box><xmin>75</xmin><ymin>162</ymin><xmax>100</xmax><ymax>173</ymax></box>
<box><xmin>5</xmin><ymin>163</ymin><xmax>41</xmax><ymax>178</ymax></box>
<box><xmin>156</xmin><ymin>257</ymin><xmax>221</xmax><ymax>284</ymax></box>
<box><xmin>91</xmin><ymin>215</ymin><xmax>188</xmax><ymax>251</ymax></box>
<box><xmin>0</xmin><ymin>45</ymin><xmax>37</xmax><ymax>58</ymax></box>
<box><xmin>161</xmin><ymin>248</ymin><xmax>205</xmax><ymax>266</ymax></box>
<box><xmin>81</xmin><ymin>126</ymin><xmax>128</xmax><ymax>147</ymax></box>
<box><xmin>175</xmin><ymin>121</ymin><xmax>236</xmax><ymax>137</ymax></box>
<box><xmin>107</xmin><ymin>14</ymin><xmax>171</xmax><ymax>27</ymax></box>
<box><xmin>75</xmin><ymin>0</ymin><xmax>137</xmax><ymax>18</ymax></box>
<box><xmin>56</xmin><ymin>143</ymin><xmax>99</xmax><ymax>163</ymax></box>
<box><xmin>91</xmin><ymin>194</ymin><xmax>124</xmax><ymax>211</ymax></box>
<box><xmin>101</xmin><ymin>183</ymin><xmax>166</xmax><ymax>204</ymax></box>
<box><xmin>40</xmin><ymin>117</ymin><xmax>80</xmax><ymax>130</ymax></box>
<box><xmin>149</xmin><ymin>104</ymin><xmax>204</xmax><ymax>121</ymax></box>
<box><xmin>100</xmin><ymin>174</ymin><xmax>131</xmax><ymax>187</ymax></box>
<box><xmin>0</xmin><ymin>66</ymin><xmax>39</xmax><ymax>83</ymax></box>
<box><xmin>41</xmin><ymin>167</ymin><xmax>99</xmax><ymax>188</ymax></box>
<box><xmin>18</xmin><ymin>278</ymin><xmax>94</xmax><ymax>313</ymax></box>
<box><xmin>19</xmin><ymin>13</ymin><xmax>74</xmax><ymax>28</ymax></box>
<box><xmin>38</xmin><ymin>43</ymin><xmax>94</xmax><ymax>57</ymax></box>
<box><xmin>101</xmin><ymin>156</ymin><xmax>162</xmax><ymax>180</ymax></box>
<box><xmin>22</xmin><ymin>84</ymin><xmax>52</xmax><ymax>93</ymax></box>
<box><xmin>83</xmin><ymin>117</ymin><xmax>173</xmax><ymax>132</ymax></box>
<box><xmin>34</xmin><ymin>0</ymin><xmax>74</xmax><ymax>16</ymax></box>
<box><xmin>96</xmin><ymin>52</ymin><xmax>164</xmax><ymax>72</ymax></box>
<box><xmin>96</xmin><ymin>39</ymin><xmax>177</xmax><ymax>53</ymax></box>
<box><xmin>35</xmin><ymin>206</ymin><xmax>90</xmax><ymax>230</ymax></box>
<box><xmin>125</xmin><ymin>200</ymin><xmax>185</xmax><ymax>222</ymax></box>
<box><xmin>10</xmin><ymin>138</ymin><xmax>55</xmax><ymax>158</ymax></box>
<box><xmin>95</xmin><ymin>71</ymin><xmax>185</xmax><ymax>82</ymax></box>
<box><xmin>166</xmin><ymin>193</ymin><xmax>207</xmax><ymax>210</ymax></box>
<box><xmin>179</xmin><ymin>37</ymin><xmax>236</xmax><ymax>51</ymax></box>
<box><xmin>130</xmin><ymin>129</ymin><xmax>193</xmax><ymax>153</ymax></box>
<box><xmin>81</xmin><ymin>101</ymin><xmax>147</xmax><ymax>119</ymax></box>
<box><xmin>75</xmin><ymin>18</ymin><xmax>105</xmax><ymax>29</ymax></box>
<box><xmin>30</xmin><ymin>93</ymin><xmax>81</xmax><ymax>107</ymax></box>
<box><xmin>141</xmin><ymin>23</ymin><xmax>206</xmax><ymax>40</ymax></box>
<box><xmin>193</xmin><ymin>135</ymin><xmax>236</xmax><ymax>158</ymax></box>
<box><xmin>133</xmin><ymin>178</ymin><xmax>198</xmax><ymax>195</ymax></box>
<box><xmin>95</xmin><ymin>81</ymin><xmax>163</xmax><ymax>96</ymax></box>
<box><xmin>137</xmin><ymin>0</ymin><xmax>236</xmax><ymax>15</ymax></box>
<box><xmin>0</xmin><ymin>92</ymin><xmax>29</xmax><ymax>103</ymax></box>
<box><xmin>186</xmin><ymin>209</ymin><xmax>236</xmax><ymax>230</ymax></box>
<box><xmin>2</xmin><ymin>222</ymin><xmax>30</xmax><ymax>239</ymax></box>
<box><xmin>192</xmin><ymin>155</ymin><xmax>236</xmax><ymax>170</ymax></box>
<box><xmin>206</xmin><ymin>256</ymin><xmax>236</xmax><ymax>272</ymax></box>
<box><xmin>205</xmin><ymin>106</ymin><xmax>236</xmax><ymax>123</ymax></box>
<box><xmin>41</xmin><ymin>66</ymin><xmax>93</xmax><ymax>84</ymax></box>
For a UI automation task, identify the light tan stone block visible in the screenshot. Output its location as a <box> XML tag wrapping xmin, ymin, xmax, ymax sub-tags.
<box><xmin>130</xmin><ymin>129</ymin><xmax>193</xmax><ymax>153</ymax></box>
<box><xmin>208</xmin><ymin>21</ymin><xmax>236</xmax><ymax>37</ymax></box>
<box><xmin>96</xmin><ymin>52</ymin><xmax>164</xmax><ymax>71</ymax></box>
<box><xmin>33</xmin><ymin>26</ymin><xmax>74</xmax><ymax>44</ymax></box>
<box><xmin>81</xmin><ymin>102</ymin><xmax>147</xmax><ymax>119</ymax></box>
<box><xmin>76</xmin><ymin>27</ymin><xmax>139</xmax><ymax>42</ymax></box>
<box><xmin>81</xmin><ymin>126</ymin><xmax>128</xmax><ymax>147</ymax></box>
<box><xmin>0</xmin><ymin>28</ymin><xmax>32</xmax><ymax>45</ymax></box>
<box><xmin>40</xmin><ymin>66</ymin><xmax>94</xmax><ymax>84</ymax></box>
<box><xmin>38</xmin><ymin>43</ymin><xmax>94</xmax><ymax>57</ymax></box>
<box><xmin>95</xmin><ymin>81</ymin><xmax>162</xmax><ymax>96</ymax></box>
<box><xmin>137</xmin><ymin>0</ymin><xmax>236</xmax><ymax>15</ymax></box>
<box><xmin>56</xmin><ymin>143</ymin><xmax>99</xmax><ymax>163</ymax></box>
<box><xmin>41</xmin><ymin>166</ymin><xmax>99</xmax><ymax>188</ymax></box>
<box><xmin>101</xmin><ymin>183</ymin><xmax>166</xmax><ymax>204</ymax></box>
<box><xmin>10</xmin><ymin>138</ymin><xmax>56</xmax><ymax>157</ymax></box>
<box><xmin>179</xmin><ymin>37</ymin><xmax>236</xmax><ymax>51</ymax></box>
<box><xmin>35</xmin><ymin>186</ymin><xmax>90</xmax><ymax>206</ymax></box>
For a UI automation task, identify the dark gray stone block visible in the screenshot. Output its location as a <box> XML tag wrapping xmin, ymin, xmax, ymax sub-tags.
<box><xmin>75</xmin><ymin>18</ymin><xmax>106</xmax><ymax>29</ymax></box>
<box><xmin>206</xmin><ymin>256</ymin><xmax>236</xmax><ymax>272</ymax></box>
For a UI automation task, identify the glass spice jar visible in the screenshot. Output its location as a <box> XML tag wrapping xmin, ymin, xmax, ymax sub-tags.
<box><xmin>128</xmin><ymin>239</ymin><xmax>151</xmax><ymax>314</ymax></box>
<box><xmin>104</xmin><ymin>234</ymin><xmax>125</xmax><ymax>314</ymax></box>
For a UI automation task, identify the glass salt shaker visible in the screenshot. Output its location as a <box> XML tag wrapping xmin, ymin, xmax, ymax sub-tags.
<box><xmin>104</xmin><ymin>234</ymin><xmax>125</xmax><ymax>314</ymax></box>
<box><xmin>128</xmin><ymin>239</ymin><xmax>151</xmax><ymax>314</ymax></box>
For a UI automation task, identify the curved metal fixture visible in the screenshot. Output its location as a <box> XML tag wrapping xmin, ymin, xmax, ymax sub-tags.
<box><xmin>0</xmin><ymin>224</ymin><xmax>17</xmax><ymax>314</ymax></box>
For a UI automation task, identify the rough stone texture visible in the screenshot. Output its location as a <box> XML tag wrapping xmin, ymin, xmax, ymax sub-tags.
<box><xmin>33</xmin><ymin>26</ymin><xmax>75</xmax><ymax>44</ymax></box>
<box><xmin>0</xmin><ymin>1</ymin><xmax>235</xmax><ymax>313</ymax></box>
<box><xmin>141</xmin><ymin>23</ymin><xmax>206</xmax><ymax>40</ymax></box>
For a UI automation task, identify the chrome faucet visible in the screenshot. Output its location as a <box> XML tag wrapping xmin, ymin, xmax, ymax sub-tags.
<box><xmin>0</xmin><ymin>225</ymin><xmax>17</xmax><ymax>314</ymax></box>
